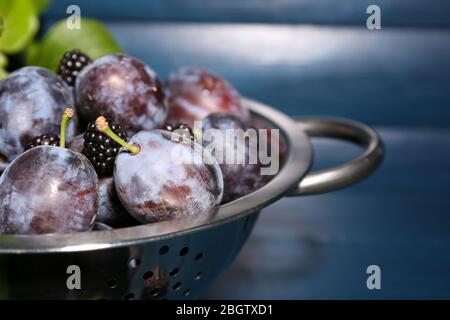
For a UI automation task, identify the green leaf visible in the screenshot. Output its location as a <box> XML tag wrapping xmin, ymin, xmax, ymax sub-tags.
<box><xmin>0</xmin><ymin>52</ymin><xmax>7</xmax><ymax>68</ymax></box>
<box><xmin>32</xmin><ymin>0</ymin><xmax>50</xmax><ymax>13</ymax></box>
<box><xmin>0</xmin><ymin>0</ymin><xmax>39</xmax><ymax>54</ymax></box>
<box><xmin>29</xmin><ymin>18</ymin><xmax>122</xmax><ymax>71</ymax></box>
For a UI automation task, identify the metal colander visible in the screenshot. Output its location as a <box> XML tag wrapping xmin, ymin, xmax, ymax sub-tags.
<box><xmin>0</xmin><ymin>99</ymin><xmax>384</xmax><ymax>299</ymax></box>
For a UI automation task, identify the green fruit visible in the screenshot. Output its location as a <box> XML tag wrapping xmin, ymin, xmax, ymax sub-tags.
<box><xmin>28</xmin><ymin>18</ymin><xmax>122</xmax><ymax>71</ymax></box>
<box><xmin>0</xmin><ymin>0</ymin><xmax>39</xmax><ymax>54</ymax></box>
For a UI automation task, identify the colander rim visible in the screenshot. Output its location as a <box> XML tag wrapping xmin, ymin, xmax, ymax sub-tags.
<box><xmin>0</xmin><ymin>98</ymin><xmax>313</xmax><ymax>254</ymax></box>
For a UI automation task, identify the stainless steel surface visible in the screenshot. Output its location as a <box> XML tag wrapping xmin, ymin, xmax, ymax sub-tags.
<box><xmin>0</xmin><ymin>99</ymin><xmax>384</xmax><ymax>299</ymax></box>
<box><xmin>288</xmin><ymin>117</ymin><xmax>384</xmax><ymax>196</ymax></box>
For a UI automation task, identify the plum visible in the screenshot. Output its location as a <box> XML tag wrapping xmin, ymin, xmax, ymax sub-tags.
<box><xmin>95</xmin><ymin>117</ymin><xmax>223</xmax><ymax>224</ymax></box>
<box><xmin>0</xmin><ymin>67</ymin><xmax>77</xmax><ymax>164</ymax></box>
<box><xmin>68</xmin><ymin>134</ymin><xmax>85</xmax><ymax>154</ymax></box>
<box><xmin>75</xmin><ymin>53</ymin><xmax>167</xmax><ymax>135</ymax></box>
<box><xmin>97</xmin><ymin>177</ymin><xmax>137</xmax><ymax>228</ymax></box>
<box><xmin>68</xmin><ymin>135</ymin><xmax>136</xmax><ymax>227</ymax></box>
<box><xmin>164</xmin><ymin>67</ymin><xmax>249</xmax><ymax>127</ymax></box>
<box><xmin>0</xmin><ymin>109</ymin><xmax>98</xmax><ymax>234</ymax></box>
<box><xmin>0</xmin><ymin>146</ymin><xmax>99</xmax><ymax>234</ymax></box>
<box><xmin>200</xmin><ymin>113</ymin><xmax>272</xmax><ymax>203</ymax></box>
<box><xmin>115</xmin><ymin>130</ymin><xmax>223</xmax><ymax>223</ymax></box>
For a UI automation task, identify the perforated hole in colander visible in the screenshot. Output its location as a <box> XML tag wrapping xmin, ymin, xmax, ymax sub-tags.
<box><xmin>149</xmin><ymin>288</ymin><xmax>161</xmax><ymax>297</ymax></box>
<box><xmin>183</xmin><ymin>289</ymin><xmax>192</xmax><ymax>296</ymax></box>
<box><xmin>195</xmin><ymin>252</ymin><xmax>204</xmax><ymax>261</ymax></box>
<box><xmin>159</xmin><ymin>245</ymin><xmax>169</xmax><ymax>255</ymax></box>
<box><xmin>123</xmin><ymin>292</ymin><xmax>135</xmax><ymax>300</ymax></box>
<box><xmin>169</xmin><ymin>268</ymin><xmax>179</xmax><ymax>277</ymax></box>
<box><xmin>173</xmin><ymin>282</ymin><xmax>182</xmax><ymax>291</ymax></box>
<box><xmin>179</xmin><ymin>247</ymin><xmax>189</xmax><ymax>256</ymax></box>
<box><xmin>143</xmin><ymin>271</ymin><xmax>154</xmax><ymax>280</ymax></box>
<box><xmin>127</xmin><ymin>257</ymin><xmax>140</xmax><ymax>269</ymax></box>
<box><xmin>106</xmin><ymin>278</ymin><xmax>118</xmax><ymax>289</ymax></box>
<box><xmin>194</xmin><ymin>272</ymin><xmax>203</xmax><ymax>280</ymax></box>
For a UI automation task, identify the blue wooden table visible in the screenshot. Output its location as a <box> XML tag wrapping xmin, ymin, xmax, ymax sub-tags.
<box><xmin>43</xmin><ymin>0</ymin><xmax>450</xmax><ymax>299</ymax></box>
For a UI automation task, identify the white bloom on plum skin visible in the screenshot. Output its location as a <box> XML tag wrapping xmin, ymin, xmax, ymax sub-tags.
<box><xmin>75</xmin><ymin>54</ymin><xmax>167</xmax><ymax>135</ymax></box>
<box><xmin>114</xmin><ymin>130</ymin><xmax>223</xmax><ymax>224</ymax></box>
<box><xmin>0</xmin><ymin>146</ymin><xmax>99</xmax><ymax>234</ymax></box>
<box><xmin>0</xmin><ymin>67</ymin><xmax>77</xmax><ymax>164</ymax></box>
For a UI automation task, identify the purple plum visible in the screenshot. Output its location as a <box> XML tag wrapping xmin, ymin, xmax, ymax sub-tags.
<box><xmin>68</xmin><ymin>134</ymin><xmax>136</xmax><ymax>227</ymax></box>
<box><xmin>0</xmin><ymin>146</ymin><xmax>99</xmax><ymax>234</ymax></box>
<box><xmin>97</xmin><ymin>177</ymin><xmax>137</xmax><ymax>227</ymax></box>
<box><xmin>67</xmin><ymin>134</ymin><xmax>85</xmax><ymax>153</ymax></box>
<box><xmin>75</xmin><ymin>54</ymin><xmax>167</xmax><ymax>135</ymax></box>
<box><xmin>0</xmin><ymin>67</ymin><xmax>77</xmax><ymax>165</ymax></box>
<box><xmin>165</xmin><ymin>67</ymin><xmax>249</xmax><ymax>128</ymax></box>
<box><xmin>200</xmin><ymin>113</ymin><xmax>272</xmax><ymax>203</ymax></box>
<box><xmin>113</xmin><ymin>130</ymin><xmax>223</xmax><ymax>224</ymax></box>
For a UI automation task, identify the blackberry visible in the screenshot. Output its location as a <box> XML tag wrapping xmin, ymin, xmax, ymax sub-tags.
<box><xmin>26</xmin><ymin>134</ymin><xmax>60</xmax><ymax>150</ymax></box>
<box><xmin>57</xmin><ymin>49</ymin><xmax>92</xmax><ymax>86</ymax></box>
<box><xmin>161</xmin><ymin>123</ymin><xmax>174</xmax><ymax>132</ymax></box>
<box><xmin>162</xmin><ymin>123</ymin><xmax>194</xmax><ymax>141</ymax></box>
<box><xmin>83</xmin><ymin>119</ymin><xmax>127</xmax><ymax>176</ymax></box>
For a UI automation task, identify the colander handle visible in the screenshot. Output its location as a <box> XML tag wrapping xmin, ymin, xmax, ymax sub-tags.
<box><xmin>287</xmin><ymin>117</ymin><xmax>384</xmax><ymax>196</ymax></box>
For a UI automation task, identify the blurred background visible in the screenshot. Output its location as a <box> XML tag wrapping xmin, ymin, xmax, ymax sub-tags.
<box><xmin>4</xmin><ymin>0</ymin><xmax>450</xmax><ymax>299</ymax></box>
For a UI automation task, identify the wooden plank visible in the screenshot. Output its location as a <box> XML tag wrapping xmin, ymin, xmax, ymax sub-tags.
<box><xmin>203</xmin><ymin>128</ymin><xmax>450</xmax><ymax>299</ymax></box>
<box><xmin>97</xmin><ymin>23</ymin><xmax>450</xmax><ymax>127</ymax></box>
<box><xmin>43</xmin><ymin>0</ymin><xmax>450</xmax><ymax>28</ymax></box>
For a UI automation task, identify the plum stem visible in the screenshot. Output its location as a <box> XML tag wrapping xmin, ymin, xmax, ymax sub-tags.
<box><xmin>95</xmin><ymin>116</ymin><xmax>140</xmax><ymax>155</ymax></box>
<box><xmin>60</xmin><ymin>108</ymin><xmax>74</xmax><ymax>148</ymax></box>
<box><xmin>192</xmin><ymin>129</ymin><xmax>201</xmax><ymax>139</ymax></box>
